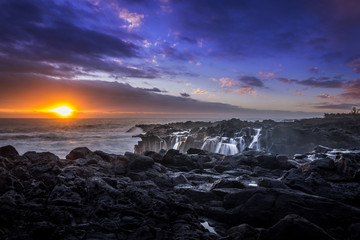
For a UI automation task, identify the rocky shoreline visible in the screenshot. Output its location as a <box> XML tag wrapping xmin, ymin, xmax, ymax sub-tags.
<box><xmin>134</xmin><ymin>117</ymin><xmax>360</xmax><ymax>157</ymax></box>
<box><xmin>1</xmin><ymin>139</ymin><xmax>360</xmax><ymax>239</ymax></box>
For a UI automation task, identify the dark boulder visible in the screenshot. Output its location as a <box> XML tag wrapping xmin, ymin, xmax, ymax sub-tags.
<box><xmin>162</xmin><ymin>149</ymin><xmax>197</xmax><ymax>171</ymax></box>
<box><xmin>66</xmin><ymin>147</ymin><xmax>102</xmax><ymax>161</ymax></box>
<box><xmin>0</xmin><ymin>145</ymin><xmax>19</xmax><ymax>159</ymax></box>
<box><xmin>143</xmin><ymin>151</ymin><xmax>163</xmax><ymax>162</ymax></box>
<box><xmin>187</xmin><ymin>148</ymin><xmax>207</xmax><ymax>155</ymax></box>
<box><xmin>258</xmin><ymin>177</ymin><xmax>289</xmax><ymax>189</ymax></box>
<box><xmin>23</xmin><ymin>151</ymin><xmax>59</xmax><ymax>164</ymax></box>
<box><xmin>125</xmin><ymin>152</ymin><xmax>154</xmax><ymax>172</ymax></box>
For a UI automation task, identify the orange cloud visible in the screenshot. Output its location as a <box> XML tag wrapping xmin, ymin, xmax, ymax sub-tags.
<box><xmin>118</xmin><ymin>8</ymin><xmax>144</xmax><ymax>30</ymax></box>
<box><xmin>259</xmin><ymin>72</ymin><xmax>275</xmax><ymax>78</ymax></box>
<box><xmin>219</xmin><ymin>78</ymin><xmax>234</xmax><ymax>88</ymax></box>
<box><xmin>193</xmin><ymin>88</ymin><xmax>208</xmax><ymax>94</ymax></box>
<box><xmin>317</xmin><ymin>94</ymin><xmax>339</xmax><ymax>102</ymax></box>
<box><xmin>235</xmin><ymin>87</ymin><xmax>257</xmax><ymax>96</ymax></box>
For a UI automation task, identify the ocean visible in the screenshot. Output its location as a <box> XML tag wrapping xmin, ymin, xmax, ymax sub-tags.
<box><xmin>0</xmin><ymin>118</ymin><xmax>207</xmax><ymax>158</ymax></box>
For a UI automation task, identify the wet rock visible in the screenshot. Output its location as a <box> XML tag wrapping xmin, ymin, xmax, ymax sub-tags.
<box><xmin>336</xmin><ymin>153</ymin><xmax>360</xmax><ymax>181</ymax></box>
<box><xmin>211</xmin><ymin>179</ymin><xmax>245</xmax><ymax>190</ymax></box>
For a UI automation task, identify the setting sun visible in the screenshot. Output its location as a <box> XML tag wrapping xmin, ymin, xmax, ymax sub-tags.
<box><xmin>50</xmin><ymin>106</ymin><xmax>74</xmax><ymax>117</ymax></box>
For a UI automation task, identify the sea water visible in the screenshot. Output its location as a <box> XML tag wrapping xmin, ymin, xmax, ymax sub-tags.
<box><xmin>0</xmin><ymin>118</ymin><xmax>202</xmax><ymax>158</ymax></box>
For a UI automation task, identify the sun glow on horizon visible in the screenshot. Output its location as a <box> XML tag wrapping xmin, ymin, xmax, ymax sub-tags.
<box><xmin>50</xmin><ymin>106</ymin><xmax>74</xmax><ymax>117</ymax></box>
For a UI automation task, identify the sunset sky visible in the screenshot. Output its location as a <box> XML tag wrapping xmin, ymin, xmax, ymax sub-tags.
<box><xmin>0</xmin><ymin>0</ymin><xmax>359</xmax><ymax>118</ymax></box>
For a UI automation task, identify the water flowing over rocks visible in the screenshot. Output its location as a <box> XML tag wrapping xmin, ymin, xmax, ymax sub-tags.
<box><xmin>134</xmin><ymin>118</ymin><xmax>360</xmax><ymax>157</ymax></box>
<box><xmin>1</xmin><ymin>138</ymin><xmax>360</xmax><ymax>239</ymax></box>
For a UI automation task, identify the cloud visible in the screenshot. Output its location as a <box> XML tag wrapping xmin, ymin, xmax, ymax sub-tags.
<box><xmin>235</xmin><ymin>88</ymin><xmax>257</xmax><ymax>96</ymax></box>
<box><xmin>277</xmin><ymin>77</ymin><xmax>296</xmax><ymax>84</ymax></box>
<box><xmin>308</xmin><ymin>67</ymin><xmax>319</xmax><ymax>74</ymax></box>
<box><xmin>193</xmin><ymin>88</ymin><xmax>208</xmax><ymax>94</ymax></box>
<box><xmin>313</xmin><ymin>102</ymin><xmax>358</xmax><ymax>110</ymax></box>
<box><xmin>0</xmin><ymin>0</ymin><xmax>160</xmax><ymax>81</ymax></box>
<box><xmin>239</xmin><ymin>76</ymin><xmax>264</xmax><ymax>88</ymax></box>
<box><xmin>348</xmin><ymin>58</ymin><xmax>360</xmax><ymax>73</ymax></box>
<box><xmin>259</xmin><ymin>72</ymin><xmax>275</xmax><ymax>78</ymax></box>
<box><xmin>298</xmin><ymin>78</ymin><xmax>344</xmax><ymax>88</ymax></box>
<box><xmin>293</xmin><ymin>89</ymin><xmax>304</xmax><ymax>96</ymax></box>
<box><xmin>219</xmin><ymin>78</ymin><xmax>234</xmax><ymax>88</ymax></box>
<box><xmin>137</xmin><ymin>87</ymin><xmax>167</xmax><ymax>93</ymax></box>
<box><xmin>118</xmin><ymin>8</ymin><xmax>144</xmax><ymax>30</ymax></box>
<box><xmin>277</xmin><ymin>76</ymin><xmax>344</xmax><ymax>89</ymax></box>
<box><xmin>317</xmin><ymin>93</ymin><xmax>339</xmax><ymax>102</ymax></box>
<box><xmin>180</xmin><ymin>92</ymin><xmax>190</xmax><ymax>97</ymax></box>
<box><xmin>338</xmin><ymin>79</ymin><xmax>360</xmax><ymax>99</ymax></box>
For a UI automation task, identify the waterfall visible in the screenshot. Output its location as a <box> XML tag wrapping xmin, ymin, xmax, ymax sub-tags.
<box><xmin>248</xmin><ymin>128</ymin><xmax>261</xmax><ymax>150</ymax></box>
<box><xmin>201</xmin><ymin>128</ymin><xmax>262</xmax><ymax>155</ymax></box>
<box><xmin>172</xmin><ymin>130</ymin><xmax>190</xmax><ymax>151</ymax></box>
<box><xmin>201</xmin><ymin>136</ymin><xmax>239</xmax><ymax>156</ymax></box>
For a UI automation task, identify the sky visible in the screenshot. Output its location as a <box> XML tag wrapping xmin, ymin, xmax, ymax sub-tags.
<box><xmin>0</xmin><ymin>0</ymin><xmax>359</xmax><ymax>119</ymax></box>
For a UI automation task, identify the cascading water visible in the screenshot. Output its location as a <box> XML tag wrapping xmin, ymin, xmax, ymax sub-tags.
<box><xmin>172</xmin><ymin>130</ymin><xmax>190</xmax><ymax>151</ymax></box>
<box><xmin>201</xmin><ymin>128</ymin><xmax>261</xmax><ymax>155</ymax></box>
<box><xmin>248</xmin><ymin>128</ymin><xmax>261</xmax><ymax>150</ymax></box>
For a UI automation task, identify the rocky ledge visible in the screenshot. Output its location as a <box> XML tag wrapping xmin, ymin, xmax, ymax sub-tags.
<box><xmin>0</xmin><ymin>144</ymin><xmax>360</xmax><ymax>240</ymax></box>
<box><xmin>134</xmin><ymin>117</ymin><xmax>360</xmax><ymax>157</ymax></box>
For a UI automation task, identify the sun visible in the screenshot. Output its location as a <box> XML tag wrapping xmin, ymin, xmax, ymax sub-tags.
<box><xmin>50</xmin><ymin>106</ymin><xmax>74</xmax><ymax>117</ymax></box>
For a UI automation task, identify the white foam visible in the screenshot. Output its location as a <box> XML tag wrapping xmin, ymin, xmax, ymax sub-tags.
<box><xmin>200</xmin><ymin>221</ymin><xmax>217</xmax><ymax>234</ymax></box>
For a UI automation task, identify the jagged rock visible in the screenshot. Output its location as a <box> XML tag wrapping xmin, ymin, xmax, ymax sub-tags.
<box><xmin>226</xmin><ymin>224</ymin><xmax>262</xmax><ymax>240</ymax></box>
<box><xmin>301</xmin><ymin>158</ymin><xmax>335</xmax><ymax>172</ymax></box>
<box><xmin>222</xmin><ymin>187</ymin><xmax>360</xmax><ymax>229</ymax></box>
<box><xmin>336</xmin><ymin>153</ymin><xmax>360</xmax><ymax>181</ymax></box>
<box><xmin>48</xmin><ymin>184</ymin><xmax>82</xmax><ymax>206</ymax></box>
<box><xmin>0</xmin><ymin>144</ymin><xmax>359</xmax><ymax>240</ymax></box>
<box><xmin>211</xmin><ymin>179</ymin><xmax>245</xmax><ymax>190</ymax></box>
<box><xmin>0</xmin><ymin>190</ymin><xmax>25</xmax><ymax>206</ymax></box>
<box><xmin>258</xmin><ymin>214</ymin><xmax>336</xmax><ymax>240</ymax></box>
<box><xmin>0</xmin><ymin>156</ymin><xmax>13</xmax><ymax>169</ymax></box>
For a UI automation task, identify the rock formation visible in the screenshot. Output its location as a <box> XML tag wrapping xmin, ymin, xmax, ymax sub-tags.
<box><xmin>1</xmin><ymin>141</ymin><xmax>359</xmax><ymax>239</ymax></box>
